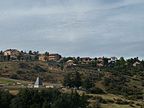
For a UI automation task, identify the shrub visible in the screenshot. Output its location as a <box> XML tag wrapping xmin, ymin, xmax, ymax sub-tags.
<box><xmin>88</xmin><ymin>87</ymin><xmax>105</xmax><ymax>94</ymax></box>
<box><xmin>19</xmin><ymin>63</ymin><xmax>30</xmax><ymax>69</ymax></box>
<box><xmin>10</xmin><ymin>74</ymin><xmax>19</xmax><ymax>79</ymax></box>
<box><xmin>33</xmin><ymin>65</ymin><xmax>47</xmax><ymax>72</ymax></box>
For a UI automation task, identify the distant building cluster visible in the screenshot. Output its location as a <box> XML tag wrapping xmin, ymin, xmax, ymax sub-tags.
<box><xmin>39</xmin><ymin>53</ymin><xmax>61</xmax><ymax>61</ymax></box>
<box><xmin>0</xmin><ymin>49</ymin><xmax>62</xmax><ymax>62</ymax></box>
<box><xmin>0</xmin><ymin>49</ymin><xmax>142</xmax><ymax>68</ymax></box>
<box><xmin>78</xmin><ymin>56</ymin><xmax>118</xmax><ymax>67</ymax></box>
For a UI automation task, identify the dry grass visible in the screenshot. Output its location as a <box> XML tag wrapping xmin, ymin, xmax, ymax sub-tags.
<box><xmin>101</xmin><ymin>104</ymin><xmax>141</xmax><ymax>108</ymax></box>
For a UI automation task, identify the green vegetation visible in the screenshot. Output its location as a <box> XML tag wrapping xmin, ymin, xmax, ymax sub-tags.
<box><xmin>0</xmin><ymin>89</ymin><xmax>88</xmax><ymax>108</ymax></box>
<box><xmin>0</xmin><ymin>78</ymin><xmax>15</xmax><ymax>84</ymax></box>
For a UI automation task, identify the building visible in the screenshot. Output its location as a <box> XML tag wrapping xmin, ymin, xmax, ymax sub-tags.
<box><xmin>39</xmin><ymin>54</ymin><xmax>48</xmax><ymax>61</ymax></box>
<box><xmin>97</xmin><ymin>57</ymin><xmax>105</xmax><ymax>67</ymax></box>
<box><xmin>38</xmin><ymin>53</ymin><xmax>61</xmax><ymax>62</ymax></box>
<box><xmin>48</xmin><ymin>53</ymin><xmax>61</xmax><ymax>61</ymax></box>
<box><xmin>4</xmin><ymin>49</ymin><xmax>20</xmax><ymax>56</ymax></box>
<box><xmin>34</xmin><ymin>77</ymin><xmax>43</xmax><ymax>88</ymax></box>
<box><xmin>3</xmin><ymin>49</ymin><xmax>20</xmax><ymax>61</ymax></box>
<box><xmin>65</xmin><ymin>60</ymin><xmax>77</xmax><ymax>67</ymax></box>
<box><xmin>108</xmin><ymin>57</ymin><xmax>118</xmax><ymax>63</ymax></box>
<box><xmin>80</xmin><ymin>57</ymin><xmax>92</xmax><ymax>64</ymax></box>
<box><xmin>133</xmin><ymin>61</ymin><xmax>141</xmax><ymax>67</ymax></box>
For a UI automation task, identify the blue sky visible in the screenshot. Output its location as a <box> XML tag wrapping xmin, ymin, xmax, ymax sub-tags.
<box><xmin>0</xmin><ymin>0</ymin><xmax>144</xmax><ymax>58</ymax></box>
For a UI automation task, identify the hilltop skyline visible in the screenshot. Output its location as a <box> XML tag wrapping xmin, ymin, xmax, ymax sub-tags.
<box><xmin>0</xmin><ymin>48</ymin><xmax>143</xmax><ymax>60</ymax></box>
<box><xmin>0</xmin><ymin>0</ymin><xmax>144</xmax><ymax>58</ymax></box>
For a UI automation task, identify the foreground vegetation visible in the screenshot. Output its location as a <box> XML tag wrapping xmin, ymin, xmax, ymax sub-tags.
<box><xmin>0</xmin><ymin>89</ymin><xmax>88</xmax><ymax>108</ymax></box>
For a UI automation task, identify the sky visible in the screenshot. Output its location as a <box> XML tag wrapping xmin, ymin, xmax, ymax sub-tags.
<box><xmin>0</xmin><ymin>0</ymin><xmax>144</xmax><ymax>58</ymax></box>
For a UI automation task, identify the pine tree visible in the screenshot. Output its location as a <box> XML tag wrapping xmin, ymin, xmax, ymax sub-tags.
<box><xmin>42</xmin><ymin>101</ymin><xmax>50</xmax><ymax>108</ymax></box>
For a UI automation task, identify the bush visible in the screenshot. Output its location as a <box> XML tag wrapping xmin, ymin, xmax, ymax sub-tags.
<box><xmin>19</xmin><ymin>63</ymin><xmax>30</xmax><ymax>69</ymax></box>
<box><xmin>16</xmin><ymin>70</ymin><xmax>25</xmax><ymax>74</ymax></box>
<box><xmin>88</xmin><ymin>87</ymin><xmax>105</xmax><ymax>94</ymax></box>
<box><xmin>0</xmin><ymin>90</ymin><xmax>13</xmax><ymax>108</ymax></box>
<box><xmin>33</xmin><ymin>65</ymin><xmax>47</xmax><ymax>72</ymax></box>
<box><xmin>10</xmin><ymin>74</ymin><xmax>19</xmax><ymax>79</ymax></box>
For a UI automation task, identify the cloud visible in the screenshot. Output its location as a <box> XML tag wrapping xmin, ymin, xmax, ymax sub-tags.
<box><xmin>0</xmin><ymin>0</ymin><xmax>144</xmax><ymax>58</ymax></box>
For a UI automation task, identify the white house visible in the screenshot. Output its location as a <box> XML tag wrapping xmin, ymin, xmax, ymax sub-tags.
<box><xmin>34</xmin><ymin>77</ymin><xmax>43</xmax><ymax>88</ymax></box>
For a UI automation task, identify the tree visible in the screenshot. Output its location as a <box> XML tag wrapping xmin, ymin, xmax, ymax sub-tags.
<box><xmin>74</xmin><ymin>71</ymin><xmax>81</xmax><ymax>88</ymax></box>
<box><xmin>0</xmin><ymin>51</ymin><xmax>3</xmax><ymax>54</ymax></box>
<box><xmin>80</xmin><ymin>93</ymin><xmax>88</xmax><ymax>108</ymax></box>
<box><xmin>103</xmin><ymin>58</ymin><xmax>109</xmax><ymax>66</ymax></box>
<box><xmin>45</xmin><ymin>52</ymin><xmax>49</xmax><ymax>56</ymax></box>
<box><xmin>91</xmin><ymin>60</ymin><xmax>97</xmax><ymax>67</ymax></box>
<box><xmin>51</xmin><ymin>95</ymin><xmax>68</xmax><ymax>108</ymax></box>
<box><xmin>10</xmin><ymin>97</ymin><xmax>24</xmax><ymax>108</ymax></box>
<box><xmin>82</xmin><ymin>76</ymin><xmax>95</xmax><ymax>90</ymax></box>
<box><xmin>63</xmin><ymin>71</ymin><xmax>81</xmax><ymax>88</ymax></box>
<box><xmin>17</xmin><ymin>89</ymin><xmax>34</xmax><ymax>108</ymax></box>
<box><xmin>0</xmin><ymin>90</ymin><xmax>12</xmax><ymax>108</ymax></box>
<box><xmin>119</xmin><ymin>57</ymin><xmax>126</xmax><ymax>66</ymax></box>
<box><xmin>77</xmin><ymin>57</ymin><xmax>81</xmax><ymax>62</ymax></box>
<box><xmin>51</xmin><ymin>91</ymin><xmax>87</xmax><ymax>108</ymax></box>
<box><xmin>30</xmin><ymin>103</ymin><xmax>41</xmax><ymax>108</ymax></box>
<box><xmin>42</xmin><ymin>101</ymin><xmax>50</xmax><ymax>108</ymax></box>
<box><xmin>29</xmin><ymin>50</ymin><xmax>33</xmax><ymax>55</ymax></box>
<box><xmin>7</xmin><ymin>55</ymin><xmax>11</xmax><ymax>61</ymax></box>
<box><xmin>63</xmin><ymin>72</ymin><xmax>73</xmax><ymax>87</ymax></box>
<box><xmin>0</xmin><ymin>89</ymin><xmax>88</xmax><ymax>108</ymax></box>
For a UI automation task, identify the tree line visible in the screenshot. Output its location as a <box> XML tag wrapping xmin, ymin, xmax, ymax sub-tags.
<box><xmin>0</xmin><ymin>88</ymin><xmax>89</xmax><ymax>108</ymax></box>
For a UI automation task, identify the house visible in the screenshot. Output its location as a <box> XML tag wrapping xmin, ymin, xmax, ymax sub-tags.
<box><xmin>65</xmin><ymin>60</ymin><xmax>77</xmax><ymax>66</ymax></box>
<box><xmin>34</xmin><ymin>77</ymin><xmax>43</xmax><ymax>88</ymax></box>
<box><xmin>97</xmin><ymin>57</ymin><xmax>105</xmax><ymax>67</ymax></box>
<box><xmin>108</xmin><ymin>57</ymin><xmax>118</xmax><ymax>67</ymax></box>
<box><xmin>4</xmin><ymin>49</ymin><xmax>20</xmax><ymax>56</ymax></box>
<box><xmin>3</xmin><ymin>49</ymin><xmax>20</xmax><ymax>61</ymax></box>
<box><xmin>80</xmin><ymin>57</ymin><xmax>92</xmax><ymax>64</ymax></box>
<box><xmin>38</xmin><ymin>53</ymin><xmax>61</xmax><ymax>62</ymax></box>
<box><xmin>133</xmin><ymin>61</ymin><xmax>141</xmax><ymax>67</ymax></box>
<box><xmin>48</xmin><ymin>53</ymin><xmax>61</xmax><ymax>61</ymax></box>
<box><xmin>39</xmin><ymin>54</ymin><xmax>48</xmax><ymax>61</ymax></box>
<box><xmin>108</xmin><ymin>57</ymin><xmax>117</xmax><ymax>63</ymax></box>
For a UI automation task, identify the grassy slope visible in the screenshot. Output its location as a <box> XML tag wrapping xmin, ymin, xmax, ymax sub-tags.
<box><xmin>0</xmin><ymin>77</ymin><xmax>31</xmax><ymax>85</ymax></box>
<box><xmin>0</xmin><ymin>61</ymin><xmax>64</xmax><ymax>83</ymax></box>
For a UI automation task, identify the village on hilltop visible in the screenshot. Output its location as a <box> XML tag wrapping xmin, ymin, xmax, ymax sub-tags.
<box><xmin>0</xmin><ymin>49</ymin><xmax>144</xmax><ymax>108</ymax></box>
<box><xmin>0</xmin><ymin>49</ymin><xmax>142</xmax><ymax>68</ymax></box>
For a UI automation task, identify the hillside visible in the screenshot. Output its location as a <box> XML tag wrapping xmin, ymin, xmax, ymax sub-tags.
<box><xmin>0</xmin><ymin>61</ymin><xmax>64</xmax><ymax>83</ymax></box>
<box><xmin>0</xmin><ymin>61</ymin><xmax>143</xmax><ymax>108</ymax></box>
